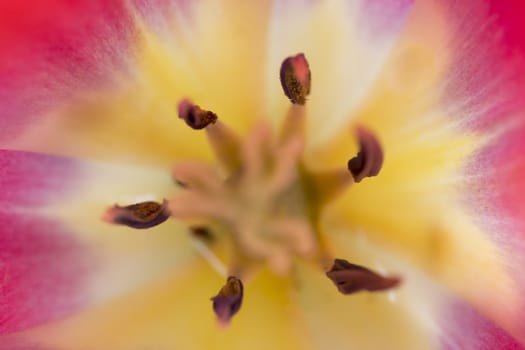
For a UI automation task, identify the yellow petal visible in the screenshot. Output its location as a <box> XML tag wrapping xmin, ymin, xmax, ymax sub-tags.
<box><xmin>314</xmin><ymin>0</ymin><xmax>521</xmax><ymax>340</ymax></box>
<box><xmin>29</xmin><ymin>261</ymin><xmax>312</xmax><ymax>350</ymax></box>
<box><xmin>293</xmin><ymin>235</ymin><xmax>439</xmax><ymax>350</ymax></box>
<box><xmin>11</xmin><ymin>0</ymin><xmax>272</xmax><ymax>167</ymax></box>
<box><xmin>263</xmin><ymin>0</ymin><xmax>412</xmax><ymax>149</ymax></box>
<box><xmin>46</xmin><ymin>158</ymin><xmax>198</xmax><ymax>304</ymax></box>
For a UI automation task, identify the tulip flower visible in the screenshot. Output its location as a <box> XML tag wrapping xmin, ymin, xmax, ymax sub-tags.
<box><xmin>1</xmin><ymin>0</ymin><xmax>525</xmax><ymax>349</ymax></box>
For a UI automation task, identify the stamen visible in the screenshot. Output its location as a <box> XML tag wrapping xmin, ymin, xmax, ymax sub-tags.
<box><xmin>98</xmin><ymin>46</ymin><xmax>406</xmax><ymax>320</ymax></box>
<box><xmin>307</xmin><ymin>168</ymin><xmax>353</xmax><ymax>205</ymax></box>
<box><xmin>326</xmin><ymin>258</ymin><xmax>401</xmax><ymax>295</ymax></box>
<box><xmin>177</xmin><ymin>98</ymin><xmax>241</xmax><ymax>171</ymax></box>
<box><xmin>172</xmin><ymin>162</ymin><xmax>223</xmax><ymax>194</ymax></box>
<box><xmin>279</xmin><ymin>104</ymin><xmax>306</xmax><ymax>144</ymax></box>
<box><xmin>205</xmin><ymin>121</ymin><xmax>242</xmax><ymax>171</ymax></box>
<box><xmin>347</xmin><ymin>127</ymin><xmax>384</xmax><ymax>183</ymax></box>
<box><xmin>210</xmin><ymin>276</ymin><xmax>244</xmax><ymax>327</ymax></box>
<box><xmin>265</xmin><ymin>136</ymin><xmax>304</xmax><ymax>196</ymax></box>
<box><xmin>280</xmin><ymin>53</ymin><xmax>311</xmax><ymax>105</ymax></box>
<box><xmin>103</xmin><ymin>200</ymin><xmax>170</xmax><ymax>229</ymax></box>
<box><xmin>178</xmin><ymin>98</ymin><xmax>217</xmax><ymax>129</ymax></box>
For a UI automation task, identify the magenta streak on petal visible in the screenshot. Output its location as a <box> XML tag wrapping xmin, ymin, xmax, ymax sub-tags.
<box><xmin>441</xmin><ymin>299</ymin><xmax>524</xmax><ymax>350</ymax></box>
<box><xmin>466</xmin><ymin>124</ymin><xmax>525</xmax><ymax>239</ymax></box>
<box><xmin>488</xmin><ymin>0</ymin><xmax>525</xmax><ymax>58</ymax></box>
<box><xmin>0</xmin><ymin>150</ymin><xmax>81</xmax><ymax>208</ymax></box>
<box><xmin>0</xmin><ymin>0</ymin><xmax>135</xmax><ymax>143</ymax></box>
<box><xmin>0</xmin><ymin>150</ymin><xmax>94</xmax><ymax>334</ymax></box>
<box><xmin>0</xmin><ymin>336</ymin><xmax>55</xmax><ymax>350</ymax></box>
<box><xmin>464</xmin><ymin>123</ymin><xmax>525</xmax><ymax>345</ymax></box>
<box><xmin>456</xmin><ymin>3</ymin><xmax>525</xmax><ymax>333</ymax></box>
<box><xmin>0</xmin><ymin>213</ymin><xmax>93</xmax><ymax>334</ymax></box>
<box><xmin>439</xmin><ymin>0</ymin><xmax>525</xmax><ymax>131</ymax></box>
<box><xmin>448</xmin><ymin>0</ymin><xmax>525</xmax><ymax>344</ymax></box>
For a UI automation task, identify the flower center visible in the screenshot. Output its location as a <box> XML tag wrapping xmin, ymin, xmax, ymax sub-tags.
<box><xmin>103</xmin><ymin>53</ymin><xmax>400</xmax><ymax>326</ymax></box>
<box><xmin>171</xmin><ymin>116</ymin><xmax>317</xmax><ymax>276</ymax></box>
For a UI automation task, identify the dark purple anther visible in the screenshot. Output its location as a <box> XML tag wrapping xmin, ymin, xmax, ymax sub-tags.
<box><xmin>103</xmin><ymin>199</ymin><xmax>171</xmax><ymax>229</ymax></box>
<box><xmin>280</xmin><ymin>53</ymin><xmax>311</xmax><ymax>105</ymax></box>
<box><xmin>178</xmin><ymin>98</ymin><xmax>218</xmax><ymax>130</ymax></box>
<box><xmin>326</xmin><ymin>259</ymin><xmax>401</xmax><ymax>295</ymax></box>
<box><xmin>211</xmin><ymin>276</ymin><xmax>244</xmax><ymax>327</ymax></box>
<box><xmin>348</xmin><ymin>127</ymin><xmax>384</xmax><ymax>183</ymax></box>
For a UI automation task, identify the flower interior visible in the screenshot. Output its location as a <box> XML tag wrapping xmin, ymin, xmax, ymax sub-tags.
<box><xmin>4</xmin><ymin>1</ymin><xmax>525</xmax><ymax>349</ymax></box>
<box><xmin>104</xmin><ymin>53</ymin><xmax>400</xmax><ymax>326</ymax></box>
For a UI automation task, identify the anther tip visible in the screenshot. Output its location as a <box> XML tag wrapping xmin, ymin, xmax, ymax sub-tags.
<box><xmin>103</xmin><ymin>200</ymin><xmax>171</xmax><ymax>229</ymax></box>
<box><xmin>177</xmin><ymin>98</ymin><xmax>193</xmax><ymax>117</ymax></box>
<box><xmin>217</xmin><ymin>318</ymin><xmax>231</xmax><ymax>329</ymax></box>
<box><xmin>326</xmin><ymin>258</ymin><xmax>401</xmax><ymax>295</ymax></box>
<box><xmin>347</xmin><ymin>126</ymin><xmax>383</xmax><ymax>183</ymax></box>
<box><xmin>280</xmin><ymin>53</ymin><xmax>311</xmax><ymax>105</ymax></box>
<box><xmin>178</xmin><ymin>98</ymin><xmax>218</xmax><ymax>130</ymax></box>
<box><xmin>101</xmin><ymin>204</ymin><xmax>119</xmax><ymax>224</ymax></box>
<box><xmin>101</xmin><ymin>205</ymin><xmax>118</xmax><ymax>223</ymax></box>
<box><xmin>211</xmin><ymin>276</ymin><xmax>244</xmax><ymax>326</ymax></box>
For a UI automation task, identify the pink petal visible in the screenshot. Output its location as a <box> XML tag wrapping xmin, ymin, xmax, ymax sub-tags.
<box><xmin>0</xmin><ymin>341</ymin><xmax>51</xmax><ymax>350</ymax></box>
<box><xmin>0</xmin><ymin>213</ymin><xmax>93</xmax><ymax>334</ymax></box>
<box><xmin>489</xmin><ymin>0</ymin><xmax>525</xmax><ymax>54</ymax></box>
<box><xmin>441</xmin><ymin>1</ymin><xmax>525</xmax><ymax>343</ymax></box>
<box><xmin>441</xmin><ymin>298</ymin><xmax>524</xmax><ymax>350</ymax></box>
<box><xmin>0</xmin><ymin>150</ymin><xmax>195</xmax><ymax>335</ymax></box>
<box><xmin>464</xmin><ymin>124</ymin><xmax>525</xmax><ymax>343</ymax></box>
<box><xmin>441</xmin><ymin>0</ymin><xmax>525</xmax><ymax>130</ymax></box>
<box><xmin>445</xmin><ymin>0</ymin><xmax>525</xmax><ymax>343</ymax></box>
<box><xmin>0</xmin><ymin>0</ymin><xmax>133</xmax><ymax>141</ymax></box>
<box><xmin>0</xmin><ymin>151</ymin><xmax>93</xmax><ymax>334</ymax></box>
<box><xmin>0</xmin><ymin>150</ymin><xmax>81</xmax><ymax>207</ymax></box>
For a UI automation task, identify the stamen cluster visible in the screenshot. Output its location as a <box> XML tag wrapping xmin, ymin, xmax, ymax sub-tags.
<box><xmin>103</xmin><ymin>53</ymin><xmax>398</xmax><ymax>326</ymax></box>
